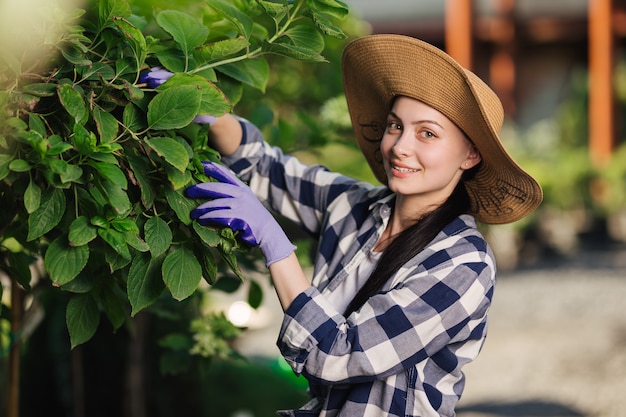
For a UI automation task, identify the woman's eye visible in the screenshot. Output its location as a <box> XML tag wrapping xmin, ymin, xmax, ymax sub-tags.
<box><xmin>419</xmin><ymin>130</ymin><xmax>435</xmax><ymax>139</ymax></box>
<box><xmin>386</xmin><ymin>122</ymin><xmax>401</xmax><ymax>132</ymax></box>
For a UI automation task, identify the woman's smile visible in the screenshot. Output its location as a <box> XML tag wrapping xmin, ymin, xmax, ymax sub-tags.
<box><xmin>390</xmin><ymin>161</ymin><xmax>420</xmax><ymax>176</ymax></box>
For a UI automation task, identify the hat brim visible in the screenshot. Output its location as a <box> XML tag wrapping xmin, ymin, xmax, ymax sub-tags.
<box><xmin>342</xmin><ymin>34</ymin><xmax>542</xmax><ymax>224</ymax></box>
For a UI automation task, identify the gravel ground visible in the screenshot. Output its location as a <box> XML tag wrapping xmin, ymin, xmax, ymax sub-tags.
<box><xmin>225</xmin><ymin>242</ymin><xmax>626</xmax><ymax>417</ymax></box>
<box><xmin>458</xmin><ymin>245</ymin><xmax>626</xmax><ymax>417</ymax></box>
<box><xmin>458</xmin><ymin>268</ymin><xmax>626</xmax><ymax>417</ymax></box>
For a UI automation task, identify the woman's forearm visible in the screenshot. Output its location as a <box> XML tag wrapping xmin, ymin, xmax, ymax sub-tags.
<box><xmin>208</xmin><ymin>114</ymin><xmax>243</xmax><ymax>156</ymax></box>
<box><xmin>269</xmin><ymin>252</ymin><xmax>311</xmax><ymax>311</ymax></box>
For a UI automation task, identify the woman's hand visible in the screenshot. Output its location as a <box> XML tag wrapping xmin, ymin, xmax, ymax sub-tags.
<box><xmin>187</xmin><ymin>162</ymin><xmax>296</xmax><ymax>267</ymax></box>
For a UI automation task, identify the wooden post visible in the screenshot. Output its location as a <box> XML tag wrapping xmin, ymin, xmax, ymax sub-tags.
<box><xmin>445</xmin><ymin>0</ymin><xmax>473</xmax><ymax>69</ymax></box>
<box><xmin>489</xmin><ymin>0</ymin><xmax>517</xmax><ymax>116</ymax></box>
<box><xmin>588</xmin><ymin>0</ymin><xmax>615</xmax><ymax>165</ymax></box>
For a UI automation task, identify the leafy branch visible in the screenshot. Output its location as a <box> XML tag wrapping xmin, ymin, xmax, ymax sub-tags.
<box><xmin>0</xmin><ymin>0</ymin><xmax>347</xmax><ymax>349</ymax></box>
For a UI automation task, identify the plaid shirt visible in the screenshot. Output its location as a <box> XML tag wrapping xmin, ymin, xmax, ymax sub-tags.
<box><xmin>222</xmin><ymin>120</ymin><xmax>496</xmax><ymax>417</ymax></box>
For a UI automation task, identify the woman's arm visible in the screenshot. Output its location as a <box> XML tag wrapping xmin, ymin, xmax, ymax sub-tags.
<box><xmin>207</xmin><ymin>114</ymin><xmax>243</xmax><ymax>157</ymax></box>
<box><xmin>269</xmin><ymin>252</ymin><xmax>312</xmax><ymax>311</ymax></box>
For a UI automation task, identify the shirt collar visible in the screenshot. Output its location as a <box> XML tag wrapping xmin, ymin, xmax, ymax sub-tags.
<box><xmin>369</xmin><ymin>191</ymin><xmax>395</xmax><ymax>223</ymax></box>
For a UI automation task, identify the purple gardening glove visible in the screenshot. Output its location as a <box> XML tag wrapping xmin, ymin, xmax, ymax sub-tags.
<box><xmin>139</xmin><ymin>66</ymin><xmax>173</xmax><ymax>87</ymax></box>
<box><xmin>187</xmin><ymin>162</ymin><xmax>296</xmax><ymax>267</ymax></box>
<box><xmin>140</xmin><ymin>67</ymin><xmax>217</xmax><ymax>125</ymax></box>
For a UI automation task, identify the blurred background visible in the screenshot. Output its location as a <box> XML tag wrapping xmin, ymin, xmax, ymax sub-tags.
<box><xmin>2</xmin><ymin>0</ymin><xmax>626</xmax><ymax>416</ymax></box>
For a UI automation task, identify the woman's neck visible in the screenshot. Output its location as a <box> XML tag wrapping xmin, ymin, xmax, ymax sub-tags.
<box><xmin>374</xmin><ymin>195</ymin><xmax>441</xmax><ymax>252</ymax></box>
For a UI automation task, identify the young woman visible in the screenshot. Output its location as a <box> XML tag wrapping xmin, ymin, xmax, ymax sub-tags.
<box><xmin>182</xmin><ymin>34</ymin><xmax>543</xmax><ymax>416</ymax></box>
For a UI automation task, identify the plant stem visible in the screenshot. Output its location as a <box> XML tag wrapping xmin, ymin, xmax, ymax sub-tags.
<box><xmin>190</xmin><ymin>0</ymin><xmax>304</xmax><ymax>75</ymax></box>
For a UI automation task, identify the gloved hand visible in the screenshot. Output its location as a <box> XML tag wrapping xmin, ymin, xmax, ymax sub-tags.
<box><xmin>140</xmin><ymin>67</ymin><xmax>217</xmax><ymax>125</ymax></box>
<box><xmin>139</xmin><ymin>66</ymin><xmax>173</xmax><ymax>87</ymax></box>
<box><xmin>187</xmin><ymin>162</ymin><xmax>296</xmax><ymax>267</ymax></box>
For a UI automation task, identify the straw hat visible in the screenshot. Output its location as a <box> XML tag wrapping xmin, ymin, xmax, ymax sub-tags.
<box><xmin>342</xmin><ymin>34</ymin><xmax>542</xmax><ymax>224</ymax></box>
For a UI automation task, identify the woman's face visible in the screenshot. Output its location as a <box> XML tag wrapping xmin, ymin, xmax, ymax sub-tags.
<box><xmin>380</xmin><ymin>96</ymin><xmax>481</xmax><ymax>211</ymax></box>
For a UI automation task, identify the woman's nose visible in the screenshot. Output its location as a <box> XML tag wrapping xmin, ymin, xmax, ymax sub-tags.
<box><xmin>392</xmin><ymin>132</ymin><xmax>412</xmax><ymax>157</ymax></box>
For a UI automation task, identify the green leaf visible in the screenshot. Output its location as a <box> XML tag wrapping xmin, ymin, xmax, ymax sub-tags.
<box><xmin>162</xmin><ymin>246</ymin><xmax>202</xmax><ymax>301</ymax></box>
<box><xmin>164</xmin><ymin>164</ymin><xmax>192</xmax><ymax>189</ymax></box>
<box><xmin>9</xmin><ymin>159</ymin><xmax>32</xmax><ymax>172</ymax></box>
<box><xmin>6</xmin><ymin>252</ymin><xmax>34</xmax><ymax>291</ymax></box>
<box><xmin>154</xmin><ymin>49</ymin><xmax>188</xmax><ymax>73</ymax></box>
<box><xmin>58</xmin><ymin>83</ymin><xmax>87</xmax><ymax>122</ymax></box>
<box><xmin>145</xmin><ymin>137</ymin><xmax>189</xmax><ymax>172</ymax></box>
<box><xmin>144</xmin><ymin>217</ymin><xmax>172</xmax><ymax>258</ymax></box>
<box><xmin>89</xmin><ymin>161</ymin><xmax>127</xmax><ymax>189</ymax></box>
<box><xmin>24</xmin><ymin>178</ymin><xmax>41</xmax><ymax>214</ymax></box>
<box><xmin>47</xmin><ymin>142</ymin><xmax>74</xmax><ymax>156</ymax></box>
<box><xmin>69</xmin><ymin>216</ymin><xmax>98</xmax><ymax>246</ymax></box>
<box><xmin>248</xmin><ymin>279</ymin><xmax>263</xmax><ymax>309</ymax></box>
<box><xmin>49</xmin><ymin>159</ymin><xmax>84</xmax><ymax>184</ymax></box>
<box><xmin>93</xmin><ymin>107</ymin><xmax>119</xmax><ymax>143</ymax></box>
<box><xmin>127</xmin><ymin>154</ymin><xmax>155</xmax><ymax>208</ymax></box>
<box><xmin>27</xmin><ymin>187</ymin><xmax>66</xmax><ymax>241</ymax></box>
<box><xmin>156</xmin><ymin>10</ymin><xmax>209</xmax><ymax>54</ymax></box>
<box><xmin>28</xmin><ymin>113</ymin><xmax>47</xmax><ymax>136</ymax></box>
<box><xmin>257</xmin><ymin>0</ymin><xmax>290</xmax><ymax>18</ymax></box>
<box><xmin>60</xmin><ymin>273</ymin><xmax>96</xmax><ymax>294</ymax></box>
<box><xmin>124</xmin><ymin>81</ymin><xmax>145</xmax><ymax>101</ymax></box>
<box><xmin>218</xmin><ymin>229</ymin><xmax>244</xmax><ymax>279</ymax></box>
<box><xmin>78</xmin><ymin>62</ymin><xmax>116</xmax><ymax>81</ymax></box>
<box><xmin>284</xmin><ymin>25</ymin><xmax>325</xmax><ymax>53</ymax></box>
<box><xmin>66</xmin><ymin>293</ymin><xmax>100</xmax><ymax>349</ymax></box>
<box><xmin>308</xmin><ymin>0</ymin><xmax>350</xmax><ymax>20</ymax></box>
<box><xmin>45</xmin><ymin>237</ymin><xmax>90</xmax><ymax>286</ymax></box>
<box><xmin>147</xmin><ymin>85</ymin><xmax>201</xmax><ymax>130</ymax></box>
<box><xmin>211</xmin><ymin>275</ymin><xmax>242</xmax><ymax>293</ymax></box>
<box><xmin>125</xmin><ymin>232</ymin><xmax>150</xmax><ymax>252</ymax></box>
<box><xmin>263</xmin><ymin>40</ymin><xmax>327</xmax><ymax>62</ymax></box>
<box><xmin>101</xmin><ymin>281</ymin><xmax>127</xmax><ymax>331</ymax></box>
<box><xmin>96</xmin><ymin>142</ymin><xmax>123</xmax><ymax>154</ymax></box>
<box><xmin>73</xmin><ymin>124</ymin><xmax>98</xmax><ymax>155</ymax></box>
<box><xmin>308</xmin><ymin>10</ymin><xmax>346</xmax><ymax>39</ymax></box>
<box><xmin>159</xmin><ymin>333</ymin><xmax>192</xmax><ymax>350</ymax></box>
<box><xmin>111</xmin><ymin>219</ymin><xmax>139</xmax><ymax>234</ymax></box>
<box><xmin>165</xmin><ymin>186</ymin><xmax>195</xmax><ymax>225</ymax></box>
<box><xmin>156</xmin><ymin>73</ymin><xmax>231</xmax><ymax>117</ymax></box>
<box><xmin>194</xmin><ymin>243</ymin><xmax>217</xmax><ymax>285</ymax></box>
<box><xmin>98</xmin><ymin>228</ymin><xmax>131</xmax><ymax>260</ymax></box>
<box><xmin>90</xmin><ymin>215</ymin><xmax>108</xmax><ymax>228</ymax></box>
<box><xmin>113</xmin><ymin>17</ymin><xmax>147</xmax><ymax>65</ymax></box>
<box><xmin>194</xmin><ymin>38</ymin><xmax>249</xmax><ymax>62</ymax></box>
<box><xmin>128</xmin><ymin>252</ymin><xmax>165</xmax><ymax>316</ymax></box>
<box><xmin>105</xmin><ymin>245</ymin><xmax>132</xmax><ymax>272</ymax></box>
<box><xmin>22</xmin><ymin>83</ymin><xmax>57</xmax><ymax>97</ymax></box>
<box><xmin>122</xmin><ymin>104</ymin><xmax>146</xmax><ymax>132</ymax></box>
<box><xmin>217</xmin><ymin>59</ymin><xmax>270</xmax><ymax>92</ymax></box>
<box><xmin>219</xmin><ymin>247</ymin><xmax>244</xmax><ymax>280</ymax></box>
<box><xmin>206</xmin><ymin>0</ymin><xmax>254</xmax><ymax>39</ymax></box>
<box><xmin>192</xmin><ymin>222</ymin><xmax>220</xmax><ymax>247</ymax></box>
<box><xmin>99</xmin><ymin>180</ymin><xmax>132</xmax><ymax>216</ymax></box>
<box><xmin>61</xmin><ymin>43</ymin><xmax>92</xmax><ymax>66</ymax></box>
<box><xmin>98</xmin><ymin>0</ymin><xmax>132</xmax><ymax>28</ymax></box>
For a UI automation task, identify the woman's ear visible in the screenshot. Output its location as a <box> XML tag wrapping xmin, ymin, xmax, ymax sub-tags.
<box><xmin>463</xmin><ymin>147</ymin><xmax>482</xmax><ymax>170</ymax></box>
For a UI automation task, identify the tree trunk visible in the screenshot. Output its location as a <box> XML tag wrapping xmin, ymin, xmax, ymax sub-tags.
<box><xmin>124</xmin><ymin>312</ymin><xmax>149</xmax><ymax>417</ymax></box>
<box><xmin>7</xmin><ymin>281</ymin><xmax>24</xmax><ymax>417</ymax></box>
